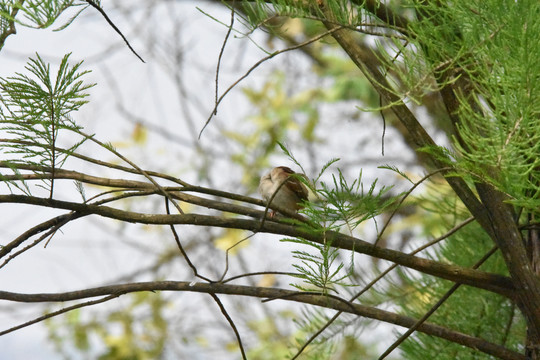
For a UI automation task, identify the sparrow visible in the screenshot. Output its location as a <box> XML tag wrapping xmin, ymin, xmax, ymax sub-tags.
<box><xmin>258</xmin><ymin>166</ymin><xmax>309</xmax><ymax>217</ymax></box>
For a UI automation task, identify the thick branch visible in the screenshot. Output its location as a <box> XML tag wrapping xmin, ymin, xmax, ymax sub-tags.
<box><xmin>320</xmin><ymin>6</ymin><xmax>488</xmax><ymax>228</ymax></box>
<box><xmin>477</xmin><ymin>184</ymin><xmax>540</xmax><ymax>340</ymax></box>
<box><xmin>0</xmin><ymin>281</ymin><xmax>524</xmax><ymax>360</ymax></box>
<box><xmin>0</xmin><ymin>194</ymin><xmax>514</xmax><ymax>298</ymax></box>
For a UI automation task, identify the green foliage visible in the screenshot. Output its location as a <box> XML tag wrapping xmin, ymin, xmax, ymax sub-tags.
<box><xmin>452</xmin><ymin>1</ymin><xmax>540</xmax><ymax>213</ymax></box>
<box><xmin>0</xmin><ymin>2</ymin><xmax>10</xmax><ymax>33</ymax></box>
<box><xmin>281</xmin><ymin>164</ymin><xmax>355</xmax><ymax>294</ymax></box>
<box><xmin>277</xmin><ymin>146</ymin><xmax>397</xmax><ymax>296</ymax></box>
<box><xmin>304</xmin><ymin>167</ymin><xmax>397</xmax><ymax>235</ymax></box>
<box><xmin>238</xmin><ymin>0</ymin><xmax>367</xmax><ymax>34</ymax></box>
<box><xmin>285</xmin><ymin>235</ymin><xmax>351</xmax><ymax>294</ymax></box>
<box><xmin>396</xmin><ymin>222</ymin><xmax>526</xmax><ymax>359</ymax></box>
<box><xmin>275</xmin><ymin>143</ymin><xmax>405</xmax><ymax>355</ymax></box>
<box><xmin>0</xmin><ymin>53</ymin><xmax>94</xmax><ymax>194</ymax></box>
<box><xmin>356</xmin><ymin>1</ymin><xmax>537</xmax><ymax>357</ymax></box>
<box><xmin>18</xmin><ymin>0</ymin><xmax>75</xmax><ymax>28</ymax></box>
<box><xmin>398</xmin><ymin>0</ymin><xmax>540</xmax><ymax>215</ymax></box>
<box><xmin>46</xmin><ymin>292</ymin><xmax>169</xmax><ymax>360</ymax></box>
<box><xmin>387</xmin><ymin>181</ymin><xmax>526</xmax><ymax>359</ymax></box>
<box><xmin>0</xmin><ymin>0</ymin><xmax>84</xmax><ymax>30</ymax></box>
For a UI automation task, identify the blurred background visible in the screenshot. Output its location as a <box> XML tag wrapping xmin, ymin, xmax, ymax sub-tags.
<box><xmin>0</xmin><ymin>1</ymin><xmax>447</xmax><ymax>359</ymax></box>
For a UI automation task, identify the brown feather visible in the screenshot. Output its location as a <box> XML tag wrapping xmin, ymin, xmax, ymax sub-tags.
<box><xmin>277</xmin><ymin>167</ymin><xmax>308</xmax><ymax>203</ymax></box>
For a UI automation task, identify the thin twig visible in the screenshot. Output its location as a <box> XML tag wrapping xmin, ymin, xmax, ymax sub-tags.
<box><xmin>0</xmin><ymin>161</ymin><xmax>295</xmax><ymax>223</ymax></box>
<box><xmin>198</xmin><ymin>27</ymin><xmax>342</xmax><ymax>138</ymax></box>
<box><xmin>209</xmin><ymin>293</ymin><xmax>247</xmax><ymax>360</ymax></box>
<box><xmin>85</xmin><ymin>0</ymin><xmax>145</xmax><ymax>63</ymax></box>
<box><xmin>0</xmin><ymin>294</ymin><xmax>120</xmax><ymax>336</ymax></box>
<box><xmin>0</xmin><ymin>213</ymin><xmax>80</xmax><ymax>269</ymax></box>
<box><xmin>218</xmin><ymin>232</ymin><xmax>256</xmax><ymax>282</ymax></box>
<box><xmin>378</xmin><ymin>245</ymin><xmax>498</xmax><ymax>359</ymax></box>
<box><xmin>165</xmin><ymin>199</ymin><xmax>212</xmax><ymax>283</ymax></box>
<box><xmin>375</xmin><ymin>167</ymin><xmax>452</xmax><ymax>246</ymax></box>
<box><xmin>77</xmin><ymin>130</ymin><xmax>184</xmax><ymax>215</ymax></box>
<box><xmin>380</xmin><ymin>93</ymin><xmax>386</xmax><ymax>156</ymax></box>
<box><xmin>0</xmin><ymin>188</ymin><xmax>158</xmax><ymax>266</ymax></box>
<box><xmin>221</xmin><ymin>271</ymin><xmax>296</xmax><ymax>284</ymax></box>
<box><xmin>0</xmin><ymin>212</ymin><xmax>79</xmax><ymax>260</ymax></box>
<box><xmin>214</xmin><ymin>1</ymin><xmax>235</xmax><ymax>115</ymax></box>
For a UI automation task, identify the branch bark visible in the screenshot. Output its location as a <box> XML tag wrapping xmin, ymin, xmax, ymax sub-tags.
<box><xmin>477</xmin><ymin>184</ymin><xmax>540</xmax><ymax>343</ymax></box>
<box><xmin>0</xmin><ymin>194</ymin><xmax>515</xmax><ymax>298</ymax></box>
<box><xmin>0</xmin><ymin>281</ymin><xmax>525</xmax><ymax>360</ymax></box>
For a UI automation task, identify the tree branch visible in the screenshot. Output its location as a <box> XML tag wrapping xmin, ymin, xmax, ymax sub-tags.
<box><xmin>0</xmin><ymin>294</ymin><xmax>119</xmax><ymax>336</ymax></box>
<box><xmin>0</xmin><ymin>194</ymin><xmax>514</xmax><ymax>297</ymax></box>
<box><xmin>319</xmin><ymin>4</ymin><xmax>487</xmax><ymax>224</ymax></box>
<box><xmin>0</xmin><ymin>281</ymin><xmax>524</xmax><ymax>360</ymax></box>
<box><xmin>354</xmin><ymin>0</ymin><xmax>411</xmax><ymax>34</ymax></box>
<box><xmin>84</xmin><ymin>0</ymin><xmax>145</xmax><ymax>62</ymax></box>
<box><xmin>0</xmin><ymin>0</ymin><xmax>24</xmax><ymax>50</ymax></box>
<box><xmin>477</xmin><ymin>183</ymin><xmax>540</xmax><ymax>340</ymax></box>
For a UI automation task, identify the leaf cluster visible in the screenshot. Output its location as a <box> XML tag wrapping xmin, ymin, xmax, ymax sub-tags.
<box><xmin>281</xmin><ymin>154</ymin><xmax>399</xmax><ymax>304</ymax></box>
<box><xmin>402</xmin><ymin>0</ymin><xmax>540</xmax><ymax>215</ymax></box>
<box><xmin>0</xmin><ymin>53</ymin><xmax>94</xmax><ymax>193</ymax></box>
<box><xmin>0</xmin><ymin>0</ymin><xmax>88</xmax><ymax>30</ymax></box>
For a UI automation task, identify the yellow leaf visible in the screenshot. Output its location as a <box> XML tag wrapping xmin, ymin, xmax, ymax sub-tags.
<box><xmin>257</xmin><ymin>273</ymin><xmax>276</xmax><ymax>287</ymax></box>
<box><xmin>132</xmin><ymin>123</ymin><xmax>148</xmax><ymax>144</ymax></box>
<box><xmin>282</xmin><ymin>18</ymin><xmax>304</xmax><ymax>36</ymax></box>
<box><xmin>214</xmin><ymin>229</ymin><xmax>249</xmax><ymax>254</ymax></box>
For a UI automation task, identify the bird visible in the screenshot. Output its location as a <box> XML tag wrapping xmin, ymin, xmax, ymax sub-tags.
<box><xmin>258</xmin><ymin>166</ymin><xmax>309</xmax><ymax>217</ymax></box>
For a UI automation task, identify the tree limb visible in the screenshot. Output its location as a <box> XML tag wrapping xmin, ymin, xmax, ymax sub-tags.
<box><xmin>0</xmin><ymin>194</ymin><xmax>515</xmax><ymax>297</ymax></box>
<box><xmin>0</xmin><ymin>281</ymin><xmax>524</xmax><ymax>360</ymax></box>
